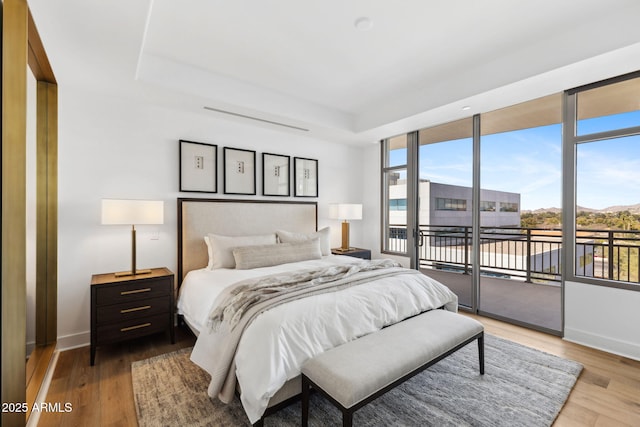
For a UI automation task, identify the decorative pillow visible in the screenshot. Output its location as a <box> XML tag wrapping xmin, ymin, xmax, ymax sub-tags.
<box><xmin>207</xmin><ymin>233</ymin><xmax>277</xmax><ymax>269</ymax></box>
<box><xmin>233</xmin><ymin>239</ymin><xmax>322</xmax><ymax>270</ymax></box>
<box><xmin>276</xmin><ymin>227</ymin><xmax>330</xmax><ymax>256</ymax></box>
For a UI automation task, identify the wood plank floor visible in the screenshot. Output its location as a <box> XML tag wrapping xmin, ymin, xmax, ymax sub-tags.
<box><xmin>39</xmin><ymin>316</ymin><xmax>640</xmax><ymax>426</ymax></box>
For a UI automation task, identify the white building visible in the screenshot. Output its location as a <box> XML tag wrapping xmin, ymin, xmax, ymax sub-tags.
<box><xmin>389</xmin><ymin>177</ymin><xmax>521</xmax><ymax>228</ymax></box>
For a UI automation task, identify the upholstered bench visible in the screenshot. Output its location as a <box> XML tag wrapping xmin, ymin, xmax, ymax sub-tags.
<box><xmin>301</xmin><ymin>309</ymin><xmax>484</xmax><ymax>427</ymax></box>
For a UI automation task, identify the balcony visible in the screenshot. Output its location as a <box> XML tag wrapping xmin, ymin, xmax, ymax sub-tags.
<box><xmin>386</xmin><ymin>225</ymin><xmax>640</xmax><ymax>333</ymax></box>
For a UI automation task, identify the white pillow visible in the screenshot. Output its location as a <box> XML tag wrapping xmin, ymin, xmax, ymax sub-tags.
<box><xmin>276</xmin><ymin>227</ymin><xmax>330</xmax><ymax>256</ymax></box>
<box><xmin>207</xmin><ymin>233</ymin><xmax>277</xmax><ymax>269</ymax></box>
<box><xmin>233</xmin><ymin>239</ymin><xmax>322</xmax><ymax>270</ymax></box>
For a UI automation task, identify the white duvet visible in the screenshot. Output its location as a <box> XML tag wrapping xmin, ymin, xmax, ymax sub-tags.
<box><xmin>177</xmin><ymin>255</ymin><xmax>458</xmax><ymax>423</ymax></box>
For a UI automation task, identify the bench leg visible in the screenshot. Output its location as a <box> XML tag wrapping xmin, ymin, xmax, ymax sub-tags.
<box><xmin>343</xmin><ymin>409</ymin><xmax>353</xmax><ymax>427</ymax></box>
<box><xmin>478</xmin><ymin>333</ymin><xmax>485</xmax><ymax>375</ymax></box>
<box><xmin>302</xmin><ymin>375</ymin><xmax>310</xmax><ymax>427</ymax></box>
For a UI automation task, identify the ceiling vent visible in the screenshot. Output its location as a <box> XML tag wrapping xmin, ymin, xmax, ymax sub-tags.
<box><xmin>203</xmin><ymin>106</ymin><xmax>309</xmax><ymax>132</ymax></box>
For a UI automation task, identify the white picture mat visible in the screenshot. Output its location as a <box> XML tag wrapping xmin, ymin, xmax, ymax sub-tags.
<box><xmin>224</xmin><ymin>148</ymin><xmax>255</xmax><ymax>194</ymax></box>
<box><xmin>294</xmin><ymin>158</ymin><xmax>318</xmax><ymax>197</ymax></box>
<box><xmin>180</xmin><ymin>141</ymin><xmax>216</xmax><ymax>192</ymax></box>
<box><xmin>263</xmin><ymin>153</ymin><xmax>290</xmax><ymax>196</ymax></box>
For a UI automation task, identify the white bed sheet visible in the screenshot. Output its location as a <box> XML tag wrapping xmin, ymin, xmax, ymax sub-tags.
<box><xmin>177</xmin><ymin>255</ymin><xmax>360</xmax><ymax>333</ymax></box>
<box><xmin>178</xmin><ymin>256</ymin><xmax>458</xmax><ymax>424</ymax></box>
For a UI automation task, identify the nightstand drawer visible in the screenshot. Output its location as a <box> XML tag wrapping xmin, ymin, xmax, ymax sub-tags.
<box><xmin>96</xmin><ymin>313</ymin><xmax>170</xmax><ymax>345</ymax></box>
<box><xmin>95</xmin><ymin>278</ymin><xmax>171</xmax><ymax>305</ymax></box>
<box><xmin>96</xmin><ymin>296</ymin><xmax>170</xmax><ymax>324</ymax></box>
<box><xmin>90</xmin><ymin>267</ymin><xmax>175</xmax><ymax>365</ymax></box>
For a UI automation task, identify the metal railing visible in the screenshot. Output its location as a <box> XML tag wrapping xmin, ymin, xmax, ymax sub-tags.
<box><xmin>387</xmin><ymin>225</ymin><xmax>640</xmax><ymax>285</ymax></box>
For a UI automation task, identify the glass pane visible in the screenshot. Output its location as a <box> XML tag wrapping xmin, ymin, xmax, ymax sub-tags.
<box><xmin>385</xmin><ymin>169</ymin><xmax>407</xmax><ymax>253</ymax></box>
<box><xmin>575</xmin><ymin>135</ymin><xmax>640</xmax><ymax>285</ymax></box>
<box><xmin>386</xmin><ymin>134</ymin><xmax>407</xmax><ymax>168</ymax></box>
<box><xmin>417</xmin><ymin>118</ymin><xmax>473</xmax><ymax>307</ymax></box>
<box><xmin>577</xmin><ymin>76</ymin><xmax>640</xmax><ymax>136</ymax></box>
<box><xmin>480</xmin><ymin>94</ymin><xmax>562</xmax><ymax>333</ymax></box>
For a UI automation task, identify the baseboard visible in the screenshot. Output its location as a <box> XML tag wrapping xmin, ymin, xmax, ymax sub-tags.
<box><xmin>26</xmin><ymin>350</ymin><xmax>60</xmax><ymax>427</ymax></box>
<box><xmin>564</xmin><ymin>327</ymin><xmax>640</xmax><ymax>361</ymax></box>
<box><xmin>56</xmin><ymin>331</ymin><xmax>90</xmax><ymax>351</ymax></box>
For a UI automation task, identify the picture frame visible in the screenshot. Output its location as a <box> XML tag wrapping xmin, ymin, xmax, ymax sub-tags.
<box><xmin>179</xmin><ymin>140</ymin><xmax>217</xmax><ymax>193</ymax></box>
<box><xmin>262</xmin><ymin>153</ymin><xmax>290</xmax><ymax>196</ymax></box>
<box><xmin>223</xmin><ymin>147</ymin><xmax>256</xmax><ymax>195</ymax></box>
<box><xmin>293</xmin><ymin>157</ymin><xmax>318</xmax><ymax>197</ymax></box>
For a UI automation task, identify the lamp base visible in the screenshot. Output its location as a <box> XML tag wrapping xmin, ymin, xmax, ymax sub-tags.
<box><xmin>114</xmin><ymin>269</ymin><xmax>152</xmax><ymax>278</ymax></box>
<box><xmin>341</xmin><ymin>221</ymin><xmax>350</xmax><ymax>251</ymax></box>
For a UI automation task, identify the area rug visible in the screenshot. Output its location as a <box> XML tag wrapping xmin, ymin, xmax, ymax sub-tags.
<box><xmin>132</xmin><ymin>335</ymin><xmax>582</xmax><ymax>426</ymax></box>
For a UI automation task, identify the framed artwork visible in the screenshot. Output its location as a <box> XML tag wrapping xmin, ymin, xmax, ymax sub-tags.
<box><xmin>294</xmin><ymin>157</ymin><xmax>318</xmax><ymax>197</ymax></box>
<box><xmin>179</xmin><ymin>140</ymin><xmax>217</xmax><ymax>193</ymax></box>
<box><xmin>223</xmin><ymin>147</ymin><xmax>256</xmax><ymax>195</ymax></box>
<box><xmin>262</xmin><ymin>153</ymin><xmax>290</xmax><ymax>196</ymax></box>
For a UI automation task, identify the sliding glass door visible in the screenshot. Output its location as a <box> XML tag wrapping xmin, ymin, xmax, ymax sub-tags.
<box><xmin>479</xmin><ymin>95</ymin><xmax>563</xmax><ymax>333</ymax></box>
<box><xmin>382</xmin><ymin>95</ymin><xmax>563</xmax><ymax>333</ymax></box>
<box><xmin>416</xmin><ymin>119</ymin><xmax>475</xmax><ymax>308</ymax></box>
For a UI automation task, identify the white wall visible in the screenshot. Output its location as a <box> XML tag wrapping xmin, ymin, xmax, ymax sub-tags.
<box><xmin>56</xmin><ymin>86</ymin><xmax>365</xmax><ymax>350</ymax></box>
<box><xmin>565</xmin><ymin>281</ymin><xmax>640</xmax><ymax>360</ymax></box>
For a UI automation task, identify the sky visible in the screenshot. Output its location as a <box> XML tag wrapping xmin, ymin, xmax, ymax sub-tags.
<box><xmin>390</xmin><ymin>110</ymin><xmax>640</xmax><ymax>211</ymax></box>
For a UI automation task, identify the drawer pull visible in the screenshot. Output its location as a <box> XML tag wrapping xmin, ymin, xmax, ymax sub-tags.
<box><xmin>120</xmin><ymin>323</ymin><xmax>151</xmax><ymax>332</ymax></box>
<box><xmin>120</xmin><ymin>288</ymin><xmax>151</xmax><ymax>296</ymax></box>
<box><xmin>120</xmin><ymin>305</ymin><xmax>151</xmax><ymax>314</ymax></box>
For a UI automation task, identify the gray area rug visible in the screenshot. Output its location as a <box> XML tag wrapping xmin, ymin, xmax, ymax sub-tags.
<box><xmin>132</xmin><ymin>335</ymin><xmax>582</xmax><ymax>426</ymax></box>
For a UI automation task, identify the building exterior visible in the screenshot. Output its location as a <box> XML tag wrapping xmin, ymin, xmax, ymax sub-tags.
<box><xmin>389</xmin><ymin>177</ymin><xmax>521</xmax><ymax>228</ymax></box>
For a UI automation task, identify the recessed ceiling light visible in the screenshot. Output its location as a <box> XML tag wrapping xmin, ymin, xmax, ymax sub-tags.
<box><xmin>354</xmin><ymin>17</ymin><xmax>373</xmax><ymax>31</ymax></box>
<box><xmin>462</xmin><ymin>106</ymin><xmax>471</xmax><ymax>111</ymax></box>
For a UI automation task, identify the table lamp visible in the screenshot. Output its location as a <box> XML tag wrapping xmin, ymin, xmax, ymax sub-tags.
<box><xmin>101</xmin><ymin>199</ymin><xmax>164</xmax><ymax>276</ymax></box>
<box><xmin>329</xmin><ymin>203</ymin><xmax>362</xmax><ymax>251</ymax></box>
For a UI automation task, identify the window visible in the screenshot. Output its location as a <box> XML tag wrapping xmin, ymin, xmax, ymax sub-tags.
<box><xmin>568</xmin><ymin>70</ymin><xmax>640</xmax><ymax>290</ymax></box>
<box><xmin>480</xmin><ymin>201</ymin><xmax>496</xmax><ymax>212</ymax></box>
<box><xmin>389</xmin><ymin>199</ymin><xmax>407</xmax><ymax>211</ymax></box>
<box><xmin>380</xmin><ymin>69</ymin><xmax>640</xmax><ymax>293</ymax></box>
<box><xmin>499</xmin><ymin>202</ymin><xmax>518</xmax><ymax>212</ymax></box>
<box><xmin>436</xmin><ymin>198</ymin><xmax>467</xmax><ymax>211</ymax></box>
<box><xmin>576</xmin><ymin>76</ymin><xmax>640</xmax><ymax>136</ymax></box>
<box><xmin>382</xmin><ymin>135</ymin><xmax>409</xmax><ymax>254</ymax></box>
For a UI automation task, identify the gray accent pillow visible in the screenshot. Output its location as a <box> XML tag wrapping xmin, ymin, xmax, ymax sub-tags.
<box><xmin>276</xmin><ymin>227</ymin><xmax>330</xmax><ymax>256</ymax></box>
<box><xmin>207</xmin><ymin>233</ymin><xmax>277</xmax><ymax>269</ymax></box>
<box><xmin>233</xmin><ymin>239</ymin><xmax>322</xmax><ymax>270</ymax></box>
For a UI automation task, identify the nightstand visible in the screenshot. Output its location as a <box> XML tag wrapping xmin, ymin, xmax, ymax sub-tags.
<box><xmin>90</xmin><ymin>267</ymin><xmax>175</xmax><ymax>366</ymax></box>
<box><xmin>331</xmin><ymin>247</ymin><xmax>371</xmax><ymax>260</ymax></box>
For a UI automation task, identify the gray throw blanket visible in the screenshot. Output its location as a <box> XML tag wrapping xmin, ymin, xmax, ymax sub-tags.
<box><xmin>196</xmin><ymin>258</ymin><xmax>418</xmax><ymax>404</ymax></box>
<box><xmin>208</xmin><ymin>258</ymin><xmax>403</xmax><ymax>331</ymax></box>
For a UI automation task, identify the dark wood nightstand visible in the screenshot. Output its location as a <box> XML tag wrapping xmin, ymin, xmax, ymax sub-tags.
<box><xmin>90</xmin><ymin>267</ymin><xmax>175</xmax><ymax>365</ymax></box>
<box><xmin>331</xmin><ymin>247</ymin><xmax>371</xmax><ymax>260</ymax></box>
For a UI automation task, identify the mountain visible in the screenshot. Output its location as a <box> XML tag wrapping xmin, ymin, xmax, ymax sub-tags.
<box><xmin>523</xmin><ymin>204</ymin><xmax>640</xmax><ymax>214</ymax></box>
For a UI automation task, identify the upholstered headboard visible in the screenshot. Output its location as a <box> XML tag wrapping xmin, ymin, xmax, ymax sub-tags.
<box><xmin>177</xmin><ymin>198</ymin><xmax>318</xmax><ymax>283</ymax></box>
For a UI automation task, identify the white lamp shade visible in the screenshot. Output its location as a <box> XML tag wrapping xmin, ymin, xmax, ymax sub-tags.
<box><xmin>329</xmin><ymin>203</ymin><xmax>362</xmax><ymax>221</ymax></box>
<box><xmin>101</xmin><ymin>199</ymin><xmax>164</xmax><ymax>225</ymax></box>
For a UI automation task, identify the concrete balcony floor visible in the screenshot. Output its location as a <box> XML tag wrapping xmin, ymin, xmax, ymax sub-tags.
<box><xmin>421</xmin><ymin>268</ymin><xmax>562</xmax><ymax>334</ymax></box>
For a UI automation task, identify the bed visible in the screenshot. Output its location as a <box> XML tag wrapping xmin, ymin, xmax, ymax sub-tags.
<box><xmin>176</xmin><ymin>198</ymin><xmax>458</xmax><ymax>425</ymax></box>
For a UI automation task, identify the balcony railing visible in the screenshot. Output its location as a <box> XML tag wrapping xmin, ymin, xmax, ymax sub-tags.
<box><xmin>387</xmin><ymin>225</ymin><xmax>640</xmax><ymax>285</ymax></box>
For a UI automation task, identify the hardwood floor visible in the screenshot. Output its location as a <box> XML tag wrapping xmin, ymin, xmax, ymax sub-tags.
<box><xmin>39</xmin><ymin>317</ymin><xmax>640</xmax><ymax>426</ymax></box>
<box><xmin>38</xmin><ymin>328</ymin><xmax>195</xmax><ymax>427</ymax></box>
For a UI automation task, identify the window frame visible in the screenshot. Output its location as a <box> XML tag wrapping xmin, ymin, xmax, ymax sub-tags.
<box><xmin>381</xmin><ymin>138</ymin><xmax>410</xmax><ymax>255</ymax></box>
<box><xmin>563</xmin><ymin>70</ymin><xmax>640</xmax><ymax>292</ymax></box>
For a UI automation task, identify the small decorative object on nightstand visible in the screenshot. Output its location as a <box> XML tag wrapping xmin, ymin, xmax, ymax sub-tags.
<box><xmin>90</xmin><ymin>267</ymin><xmax>175</xmax><ymax>366</ymax></box>
<box><xmin>331</xmin><ymin>247</ymin><xmax>371</xmax><ymax>260</ymax></box>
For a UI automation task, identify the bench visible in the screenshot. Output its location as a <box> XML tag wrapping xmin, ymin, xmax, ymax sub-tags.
<box><xmin>301</xmin><ymin>309</ymin><xmax>484</xmax><ymax>427</ymax></box>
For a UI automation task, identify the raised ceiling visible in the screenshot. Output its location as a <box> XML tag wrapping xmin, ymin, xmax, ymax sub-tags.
<box><xmin>29</xmin><ymin>0</ymin><xmax>640</xmax><ymax>144</ymax></box>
